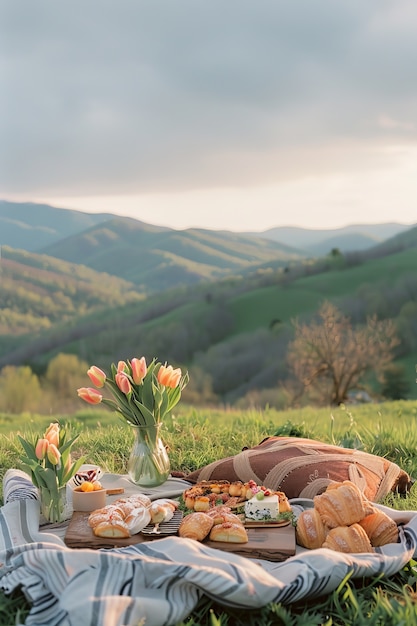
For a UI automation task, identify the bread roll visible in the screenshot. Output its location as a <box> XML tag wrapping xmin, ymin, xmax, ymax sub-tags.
<box><xmin>178</xmin><ymin>512</ymin><xmax>214</xmax><ymax>541</ymax></box>
<box><xmin>296</xmin><ymin>508</ymin><xmax>328</xmax><ymax>549</ymax></box>
<box><xmin>93</xmin><ymin>520</ymin><xmax>130</xmax><ymax>538</ymax></box>
<box><xmin>209</xmin><ymin>522</ymin><xmax>248</xmax><ymax>543</ymax></box>
<box><xmin>314</xmin><ymin>481</ymin><xmax>373</xmax><ymax>528</ymax></box>
<box><xmin>358</xmin><ymin>508</ymin><xmax>399</xmax><ymax>547</ymax></box>
<box><xmin>322</xmin><ymin>523</ymin><xmax>373</xmax><ymax>554</ymax></box>
<box><xmin>206</xmin><ymin>509</ymin><xmax>242</xmax><ymax>526</ymax></box>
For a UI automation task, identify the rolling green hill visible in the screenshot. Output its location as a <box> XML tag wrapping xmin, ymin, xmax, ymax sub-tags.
<box><xmin>1</xmin><ymin>235</ymin><xmax>417</xmax><ymax>404</ymax></box>
<box><xmin>1</xmin><ymin>218</ymin><xmax>417</xmax><ymax>406</ymax></box>
<box><xmin>0</xmin><ymin>246</ymin><xmax>142</xmax><ymax>352</ymax></box>
<box><xmin>40</xmin><ymin>217</ymin><xmax>305</xmax><ymax>290</ymax></box>
<box><xmin>0</xmin><ymin>200</ymin><xmax>113</xmax><ymax>250</ymax></box>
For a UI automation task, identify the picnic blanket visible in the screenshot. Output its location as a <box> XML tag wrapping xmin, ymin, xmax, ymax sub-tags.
<box><xmin>1</xmin><ymin>470</ymin><xmax>417</xmax><ymax>626</ymax></box>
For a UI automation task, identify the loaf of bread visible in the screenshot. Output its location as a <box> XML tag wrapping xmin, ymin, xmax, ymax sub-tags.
<box><xmin>88</xmin><ymin>495</ymin><xmax>177</xmax><ymax>538</ymax></box>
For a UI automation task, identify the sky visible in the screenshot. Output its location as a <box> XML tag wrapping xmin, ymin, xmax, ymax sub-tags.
<box><xmin>1</xmin><ymin>0</ymin><xmax>417</xmax><ymax>233</ymax></box>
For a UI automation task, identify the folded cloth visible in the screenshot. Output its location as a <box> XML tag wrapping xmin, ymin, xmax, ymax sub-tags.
<box><xmin>2</xmin><ymin>468</ymin><xmax>38</xmax><ymax>504</ymax></box>
<box><xmin>2</xmin><ymin>470</ymin><xmax>417</xmax><ymax>626</ymax></box>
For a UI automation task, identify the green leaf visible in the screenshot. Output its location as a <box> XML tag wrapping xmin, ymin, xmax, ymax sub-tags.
<box><xmin>132</xmin><ymin>399</ymin><xmax>157</xmax><ymax>427</ymax></box>
<box><xmin>17</xmin><ymin>435</ymin><xmax>38</xmax><ymax>462</ymax></box>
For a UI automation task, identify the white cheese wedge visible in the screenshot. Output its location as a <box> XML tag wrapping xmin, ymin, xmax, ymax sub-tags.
<box><xmin>244</xmin><ymin>493</ymin><xmax>280</xmax><ymax>521</ymax></box>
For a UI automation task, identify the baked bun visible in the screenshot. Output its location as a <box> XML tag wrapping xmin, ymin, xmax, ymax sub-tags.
<box><xmin>93</xmin><ymin>520</ymin><xmax>130</xmax><ymax>538</ymax></box>
<box><xmin>358</xmin><ymin>508</ymin><xmax>399</xmax><ymax>547</ymax></box>
<box><xmin>314</xmin><ymin>481</ymin><xmax>373</xmax><ymax>528</ymax></box>
<box><xmin>178</xmin><ymin>512</ymin><xmax>214</xmax><ymax>541</ymax></box>
<box><xmin>322</xmin><ymin>523</ymin><xmax>373</xmax><ymax>554</ymax></box>
<box><xmin>296</xmin><ymin>508</ymin><xmax>328</xmax><ymax>549</ymax></box>
<box><xmin>209</xmin><ymin>522</ymin><xmax>248</xmax><ymax>544</ymax></box>
<box><xmin>205</xmin><ymin>509</ymin><xmax>242</xmax><ymax>526</ymax></box>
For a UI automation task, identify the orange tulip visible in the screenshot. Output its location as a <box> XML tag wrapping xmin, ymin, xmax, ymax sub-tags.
<box><xmin>47</xmin><ymin>443</ymin><xmax>61</xmax><ymax>465</ymax></box>
<box><xmin>157</xmin><ymin>364</ymin><xmax>182</xmax><ymax>388</ymax></box>
<box><xmin>44</xmin><ymin>423</ymin><xmax>60</xmax><ymax>447</ymax></box>
<box><xmin>35</xmin><ymin>438</ymin><xmax>49</xmax><ymax>460</ymax></box>
<box><xmin>117</xmin><ymin>361</ymin><xmax>128</xmax><ymax>373</ymax></box>
<box><xmin>87</xmin><ymin>366</ymin><xmax>106</xmax><ymax>388</ymax></box>
<box><xmin>131</xmin><ymin>357</ymin><xmax>147</xmax><ymax>384</ymax></box>
<box><xmin>77</xmin><ymin>387</ymin><xmax>103</xmax><ymax>404</ymax></box>
<box><xmin>115</xmin><ymin>372</ymin><xmax>132</xmax><ymax>395</ymax></box>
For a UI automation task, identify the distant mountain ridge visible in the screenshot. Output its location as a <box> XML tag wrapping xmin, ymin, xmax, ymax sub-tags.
<box><xmin>259</xmin><ymin>223</ymin><xmax>413</xmax><ymax>255</ymax></box>
<box><xmin>1</xmin><ymin>200</ymin><xmax>413</xmax><ymax>257</ymax></box>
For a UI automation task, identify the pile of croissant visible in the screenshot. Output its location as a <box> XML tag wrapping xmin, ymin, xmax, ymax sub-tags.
<box><xmin>179</xmin><ymin>506</ymin><xmax>248</xmax><ymax>543</ymax></box>
<box><xmin>296</xmin><ymin>480</ymin><xmax>399</xmax><ymax>553</ymax></box>
<box><xmin>88</xmin><ymin>494</ymin><xmax>179</xmax><ymax>538</ymax></box>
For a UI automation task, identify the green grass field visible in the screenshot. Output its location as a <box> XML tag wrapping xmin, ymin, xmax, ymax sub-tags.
<box><xmin>2</xmin><ymin>400</ymin><xmax>417</xmax><ymax>624</ymax></box>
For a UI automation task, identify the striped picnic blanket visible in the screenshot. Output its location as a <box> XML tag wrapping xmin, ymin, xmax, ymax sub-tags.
<box><xmin>1</xmin><ymin>469</ymin><xmax>417</xmax><ymax>626</ymax></box>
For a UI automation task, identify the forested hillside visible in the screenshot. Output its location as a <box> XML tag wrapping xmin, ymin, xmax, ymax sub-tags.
<box><xmin>40</xmin><ymin>217</ymin><xmax>305</xmax><ymax>290</ymax></box>
<box><xmin>1</xmin><ymin>229</ymin><xmax>417</xmax><ymax>407</ymax></box>
<box><xmin>0</xmin><ymin>200</ymin><xmax>113</xmax><ymax>250</ymax></box>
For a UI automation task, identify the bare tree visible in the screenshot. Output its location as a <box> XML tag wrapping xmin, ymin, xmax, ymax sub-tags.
<box><xmin>287</xmin><ymin>301</ymin><xmax>400</xmax><ymax>405</ymax></box>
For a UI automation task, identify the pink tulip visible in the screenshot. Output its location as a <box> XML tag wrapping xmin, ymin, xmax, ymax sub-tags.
<box><xmin>87</xmin><ymin>366</ymin><xmax>106</xmax><ymax>388</ymax></box>
<box><xmin>77</xmin><ymin>387</ymin><xmax>103</xmax><ymax>404</ymax></box>
<box><xmin>131</xmin><ymin>357</ymin><xmax>147</xmax><ymax>384</ymax></box>
<box><xmin>115</xmin><ymin>372</ymin><xmax>132</xmax><ymax>395</ymax></box>
<box><xmin>117</xmin><ymin>361</ymin><xmax>128</xmax><ymax>373</ymax></box>
<box><xmin>157</xmin><ymin>365</ymin><xmax>182</xmax><ymax>388</ymax></box>
<box><xmin>35</xmin><ymin>438</ymin><xmax>49</xmax><ymax>460</ymax></box>
<box><xmin>47</xmin><ymin>443</ymin><xmax>61</xmax><ymax>465</ymax></box>
<box><xmin>44</xmin><ymin>423</ymin><xmax>60</xmax><ymax>447</ymax></box>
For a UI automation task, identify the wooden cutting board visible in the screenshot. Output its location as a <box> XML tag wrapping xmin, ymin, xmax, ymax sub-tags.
<box><xmin>64</xmin><ymin>511</ymin><xmax>296</xmax><ymax>561</ymax></box>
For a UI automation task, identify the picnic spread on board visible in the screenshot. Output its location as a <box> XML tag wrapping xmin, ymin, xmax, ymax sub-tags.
<box><xmin>2</xmin><ymin>437</ymin><xmax>417</xmax><ymax>626</ymax></box>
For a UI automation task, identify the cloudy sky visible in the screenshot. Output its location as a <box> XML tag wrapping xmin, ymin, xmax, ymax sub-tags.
<box><xmin>1</xmin><ymin>0</ymin><xmax>417</xmax><ymax>232</ymax></box>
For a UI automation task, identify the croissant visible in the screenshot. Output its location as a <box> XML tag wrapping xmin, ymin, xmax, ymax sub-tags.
<box><xmin>296</xmin><ymin>508</ymin><xmax>328</xmax><ymax>549</ymax></box>
<box><xmin>314</xmin><ymin>481</ymin><xmax>373</xmax><ymax>528</ymax></box>
<box><xmin>178</xmin><ymin>512</ymin><xmax>214</xmax><ymax>541</ymax></box>
<box><xmin>322</xmin><ymin>523</ymin><xmax>373</xmax><ymax>554</ymax></box>
<box><xmin>209</xmin><ymin>521</ymin><xmax>248</xmax><ymax>543</ymax></box>
<box><xmin>358</xmin><ymin>508</ymin><xmax>399</xmax><ymax>547</ymax></box>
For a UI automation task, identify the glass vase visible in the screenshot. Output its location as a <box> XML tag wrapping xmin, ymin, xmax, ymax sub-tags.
<box><xmin>127</xmin><ymin>423</ymin><xmax>170</xmax><ymax>487</ymax></box>
<box><xmin>39</xmin><ymin>485</ymin><xmax>68</xmax><ymax>524</ymax></box>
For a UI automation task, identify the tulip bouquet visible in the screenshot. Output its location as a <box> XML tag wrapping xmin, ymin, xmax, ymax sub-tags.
<box><xmin>77</xmin><ymin>357</ymin><xmax>189</xmax><ymax>486</ymax></box>
<box><xmin>77</xmin><ymin>357</ymin><xmax>189</xmax><ymax>427</ymax></box>
<box><xmin>18</xmin><ymin>422</ymin><xmax>85</xmax><ymax>523</ymax></box>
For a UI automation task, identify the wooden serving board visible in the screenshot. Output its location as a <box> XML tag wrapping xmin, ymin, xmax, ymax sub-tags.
<box><xmin>64</xmin><ymin>512</ymin><xmax>296</xmax><ymax>561</ymax></box>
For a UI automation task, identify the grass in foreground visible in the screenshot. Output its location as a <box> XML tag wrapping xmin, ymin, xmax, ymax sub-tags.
<box><xmin>1</xmin><ymin>401</ymin><xmax>417</xmax><ymax>625</ymax></box>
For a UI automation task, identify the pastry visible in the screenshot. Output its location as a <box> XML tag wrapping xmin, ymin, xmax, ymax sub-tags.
<box><xmin>322</xmin><ymin>523</ymin><xmax>373</xmax><ymax>554</ymax></box>
<box><xmin>88</xmin><ymin>494</ymin><xmax>176</xmax><ymax>538</ymax></box>
<box><xmin>296</xmin><ymin>508</ymin><xmax>328</xmax><ymax>549</ymax></box>
<box><xmin>93</xmin><ymin>519</ymin><xmax>130</xmax><ymax>538</ymax></box>
<box><xmin>194</xmin><ymin>496</ymin><xmax>211</xmax><ymax>512</ymax></box>
<box><xmin>178</xmin><ymin>512</ymin><xmax>214</xmax><ymax>541</ymax></box>
<box><xmin>314</xmin><ymin>481</ymin><xmax>373</xmax><ymax>528</ymax></box>
<box><xmin>205</xmin><ymin>508</ymin><xmax>241</xmax><ymax>526</ymax></box>
<box><xmin>358</xmin><ymin>508</ymin><xmax>399</xmax><ymax>547</ymax></box>
<box><xmin>209</xmin><ymin>521</ymin><xmax>249</xmax><ymax>544</ymax></box>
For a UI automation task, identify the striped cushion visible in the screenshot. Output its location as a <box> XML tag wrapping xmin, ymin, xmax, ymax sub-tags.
<box><xmin>186</xmin><ymin>437</ymin><xmax>411</xmax><ymax>501</ymax></box>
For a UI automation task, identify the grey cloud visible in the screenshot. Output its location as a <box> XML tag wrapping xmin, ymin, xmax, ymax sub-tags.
<box><xmin>1</xmin><ymin>0</ymin><xmax>417</xmax><ymax>195</ymax></box>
